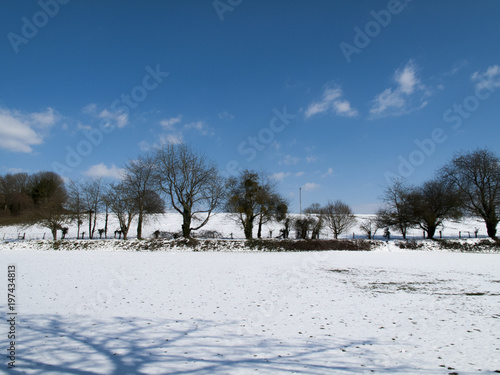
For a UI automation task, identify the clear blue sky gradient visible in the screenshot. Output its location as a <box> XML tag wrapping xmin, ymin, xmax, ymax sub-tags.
<box><xmin>1</xmin><ymin>0</ymin><xmax>499</xmax><ymax>213</ymax></box>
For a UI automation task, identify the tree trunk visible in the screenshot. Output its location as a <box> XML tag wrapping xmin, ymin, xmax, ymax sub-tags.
<box><xmin>51</xmin><ymin>227</ymin><xmax>58</xmax><ymax>240</ymax></box>
<box><xmin>244</xmin><ymin>217</ymin><xmax>253</xmax><ymax>239</ymax></box>
<box><xmin>427</xmin><ymin>225</ymin><xmax>437</xmax><ymax>239</ymax></box>
<box><xmin>76</xmin><ymin>213</ymin><xmax>81</xmax><ymax>239</ymax></box>
<box><xmin>137</xmin><ymin>210</ymin><xmax>143</xmax><ymax>240</ymax></box>
<box><xmin>88</xmin><ymin>211</ymin><xmax>92</xmax><ymax>239</ymax></box>
<box><xmin>104</xmin><ymin>209</ymin><xmax>109</xmax><ymax>239</ymax></box>
<box><xmin>486</xmin><ymin>220</ymin><xmax>498</xmax><ymax>239</ymax></box>
<box><xmin>257</xmin><ymin>214</ymin><xmax>263</xmax><ymax>239</ymax></box>
<box><xmin>182</xmin><ymin>211</ymin><xmax>192</xmax><ymax>238</ymax></box>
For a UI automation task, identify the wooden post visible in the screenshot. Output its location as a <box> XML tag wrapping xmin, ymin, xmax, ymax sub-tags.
<box><xmin>459</xmin><ymin>231</ymin><xmax>461</xmax><ymax>239</ymax></box>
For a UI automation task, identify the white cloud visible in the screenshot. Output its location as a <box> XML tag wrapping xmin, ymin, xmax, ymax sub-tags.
<box><xmin>302</xmin><ymin>182</ymin><xmax>320</xmax><ymax>191</ymax></box>
<box><xmin>321</xmin><ymin>167</ymin><xmax>333</xmax><ymax>178</ymax></box>
<box><xmin>77</xmin><ymin>122</ymin><xmax>92</xmax><ymax>131</ymax></box>
<box><xmin>295</xmin><ymin>171</ymin><xmax>305</xmax><ymax>177</ymax></box>
<box><xmin>160</xmin><ymin>115</ymin><xmax>182</xmax><ymax>130</ymax></box>
<box><xmin>218</xmin><ymin>111</ymin><xmax>234</xmax><ymax>120</ymax></box>
<box><xmin>82</xmin><ymin>103</ymin><xmax>97</xmax><ymax>114</ymax></box>
<box><xmin>138</xmin><ymin>140</ymin><xmax>152</xmax><ymax>151</ymax></box>
<box><xmin>279</xmin><ymin>154</ymin><xmax>299</xmax><ymax>166</ymax></box>
<box><xmin>160</xmin><ymin>134</ymin><xmax>183</xmax><ymax>145</ymax></box>
<box><xmin>471</xmin><ymin>65</ymin><xmax>500</xmax><ymax>91</ymax></box>
<box><xmin>84</xmin><ymin>163</ymin><xmax>124</xmax><ymax>180</ymax></box>
<box><xmin>0</xmin><ymin>107</ymin><xmax>58</xmax><ymax>153</ymax></box>
<box><xmin>396</xmin><ymin>63</ymin><xmax>418</xmax><ymax>94</ymax></box>
<box><xmin>272</xmin><ymin>172</ymin><xmax>290</xmax><ymax>182</ymax></box>
<box><xmin>306</xmin><ymin>155</ymin><xmax>318</xmax><ymax>163</ymax></box>
<box><xmin>30</xmin><ymin>107</ymin><xmax>59</xmax><ymax>128</ymax></box>
<box><xmin>444</xmin><ymin>60</ymin><xmax>468</xmax><ymax>77</ymax></box>
<box><xmin>305</xmin><ymin>86</ymin><xmax>358</xmax><ymax>118</ymax></box>
<box><xmin>98</xmin><ymin>109</ymin><xmax>128</xmax><ymax>128</ymax></box>
<box><xmin>184</xmin><ymin>121</ymin><xmax>214</xmax><ymax>136</ymax></box>
<box><xmin>370</xmin><ymin>60</ymin><xmax>428</xmax><ymax>117</ymax></box>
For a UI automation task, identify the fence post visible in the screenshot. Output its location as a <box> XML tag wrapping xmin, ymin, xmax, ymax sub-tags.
<box><xmin>459</xmin><ymin>231</ymin><xmax>461</xmax><ymax>239</ymax></box>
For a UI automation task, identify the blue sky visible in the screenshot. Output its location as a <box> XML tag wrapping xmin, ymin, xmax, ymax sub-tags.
<box><xmin>1</xmin><ymin>0</ymin><xmax>499</xmax><ymax>213</ymax></box>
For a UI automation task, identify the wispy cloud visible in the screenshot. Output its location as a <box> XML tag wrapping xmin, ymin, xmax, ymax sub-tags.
<box><xmin>471</xmin><ymin>65</ymin><xmax>500</xmax><ymax>91</ymax></box>
<box><xmin>305</xmin><ymin>85</ymin><xmax>358</xmax><ymax>119</ymax></box>
<box><xmin>218</xmin><ymin>111</ymin><xmax>234</xmax><ymax>120</ymax></box>
<box><xmin>184</xmin><ymin>121</ymin><xmax>214</xmax><ymax>136</ymax></box>
<box><xmin>98</xmin><ymin>108</ymin><xmax>128</xmax><ymax>128</ymax></box>
<box><xmin>272</xmin><ymin>172</ymin><xmax>290</xmax><ymax>182</ymax></box>
<box><xmin>295</xmin><ymin>171</ymin><xmax>304</xmax><ymax>177</ymax></box>
<box><xmin>444</xmin><ymin>60</ymin><xmax>468</xmax><ymax>76</ymax></box>
<box><xmin>160</xmin><ymin>134</ymin><xmax>184</xmax><ymax>145</ymax></box>
<box><xmin>321</xmin><ymin>167</ymin><xmax>333</xmax><ymax>178</ymax></box>
<box><xmin>306</xmin><ymin>155</ymin><xmax>318</xmax><ymax>163</ymax></box>
<box><xmin>160</xmin><ymin>115</ymin><xmax>182</xmax><ymax>130</ymax></box>
<box><xmin>279</xmin><ymin>154</ymin><xmax>299</xmax><ymax>166</ymax></box>
<box><xmin>302</xmin><ymin>182</ymin><xmax>320</xmax><ymax>191</ymax></box>
<box><xmin>369</xmin><ymin>60</ymin><xmax>428</xmax><ymax>117</ymax></box>
<box><xmin>0</xmin><ymin>107</ymin><xmax>59</xmax><ymax>153</ymax></box>
<box><xmin>84</xmin><ymin>163</ymin><xmax>124</xmax><ymax>179</ymax></box>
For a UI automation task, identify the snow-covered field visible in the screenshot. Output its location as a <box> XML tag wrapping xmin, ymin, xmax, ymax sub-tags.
<box><xmin>0</xmin><ymin>249</ymin><xmax>499</xmax><ymax>374</ymax></box>
<box><xmin>1</xmin><ymin>214</ymin><xmax>499</xmax><ymax>374</ymax></box>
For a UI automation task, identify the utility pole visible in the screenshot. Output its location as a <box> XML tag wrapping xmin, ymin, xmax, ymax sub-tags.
<box><xmin>299</xmin><ymin>187</ymin><xmax>302</xmax><ymax>215</ymax></box>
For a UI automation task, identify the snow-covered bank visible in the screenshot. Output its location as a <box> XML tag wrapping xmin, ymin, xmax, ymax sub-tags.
<box><xmin>0</xmin><ymin>250</ymin><xmax>499</xmax><ymax>374</ymax></box>
<box><xmin>1</xmin><ymin>237</ymin><xmax>499</xmax><ymax>253</ymax></box>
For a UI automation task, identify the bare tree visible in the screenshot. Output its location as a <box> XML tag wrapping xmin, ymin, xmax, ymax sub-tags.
<box><xmin>359</xmin><ymin>217</ymin><xmax>379</xmax><ymax>240</ymax></box>
<box><xmin>122</xmin><ymin>153</ymin><xmax>160</xmax><ymax>239</ymax></box>
<box><xmin>323</xmin><ymin>200</ymin><xmax>357</xmax><ymax>239</ymax></box>
<box><xmin>408</xmin><ymin>178</ymin><xmax>463</xmax><ymax>239</ymax></box>
<box><xmin>67</xmin><ymin>180</ymin><xmax>85</xmax><ymax>239</ymax></box>
<box><xmin>154</xmin><ymin>143</ymin><xmax>226</xmax><ymax>238</ymax></box>
<box><xmin>81</xmin><ymin>178</ymin><xmax>104</xmax><ymax>239</ymax></box>
<box><xmin>303</xmin><ymin>203</ymin><xmax>325</xmax><ymax>239</ymax></box>
<box><xmin>106</xmin><ymin>183</ymin><xmax>138</xmax><ymax>240</ymax></box>
<box><xmin>376</xmin><ymin>179</ymin><xmax>414</xmax><ymax>239</ymax></box>
<box><xmin>440</xmin><ymin>149</ymin><xmax>500</xmax><ymax>238</ymax></box>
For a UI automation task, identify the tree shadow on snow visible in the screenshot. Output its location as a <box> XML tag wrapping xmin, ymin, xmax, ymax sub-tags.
<box><xmin>12</xmin><ymin>314</ymin><xmax>419</xmax><ymax>374</ymax></box>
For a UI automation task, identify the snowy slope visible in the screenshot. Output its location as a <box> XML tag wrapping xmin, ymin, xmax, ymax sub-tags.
<box><xmin>0</xmin><ymin>213</ymin><xmax>491</xmax><ymax>241</ymax></box>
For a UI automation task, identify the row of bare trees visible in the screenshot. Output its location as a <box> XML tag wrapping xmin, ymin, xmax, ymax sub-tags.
<box><xmin>377</xmin><ymin>149</ymin><xmax>500</xmax><ymax>239</ymax></box>
<box><xmin>0</xmin><ymin>144</ymin><xmax>290</xmax><ymax>240</ymax></box>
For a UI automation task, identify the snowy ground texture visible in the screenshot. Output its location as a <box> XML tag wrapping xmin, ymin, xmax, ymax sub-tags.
<box><xmin>0</xmin><ymin>215</ymin><xmax>499</xmax><ymax>374</ymax></box>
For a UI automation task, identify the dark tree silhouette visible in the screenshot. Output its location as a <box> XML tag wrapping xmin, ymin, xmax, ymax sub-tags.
<box><xmin>440</xmin><ymin>149</ymin><xmax>500</xmax><ymax>239</ymax></box>
<box><xmin>154</xmin><ymin>143</ymin><xmax>226</xmax><ymax>238</ymax></box>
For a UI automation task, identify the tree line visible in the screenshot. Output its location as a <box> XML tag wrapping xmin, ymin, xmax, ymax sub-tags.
<box><xmin>1</xmin><ymin>146</ymin><xmax>498</xmax><ymax>241</ymax></box>
<box><xmin>376</xmin><ymin>148</ymin><xmax>500</xmax><ymax>240</ymax></box>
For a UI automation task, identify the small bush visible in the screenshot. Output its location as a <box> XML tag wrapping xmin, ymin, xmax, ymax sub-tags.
<box><xmin>397</xmin><ymin>240</ymin><xmax>425</xmax><ymax>250</ymax></box>
<box><xmin>437</xmin><ymin>239</ymin><xmax>500</xmax><ymax>252</ymax></box>
<box><xmin>245</xmin><ymin>239</ymin><xmax>372</xmax><ymax>251</ymax></box>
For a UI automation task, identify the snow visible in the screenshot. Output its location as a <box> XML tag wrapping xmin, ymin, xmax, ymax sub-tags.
<box><xmin>0</xmin><ymin>213</ymin><xmax>490</xmax><ymax>242</ymax></box>
<box><xmin>0</xmin><ymin>248</ymin><xmax>499</xmax><ymax>374</ymax></box>
<box><xmin>1</xmin><ymin>214</ymin><xmax>499</xmax><ymax>373</ymax></box>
